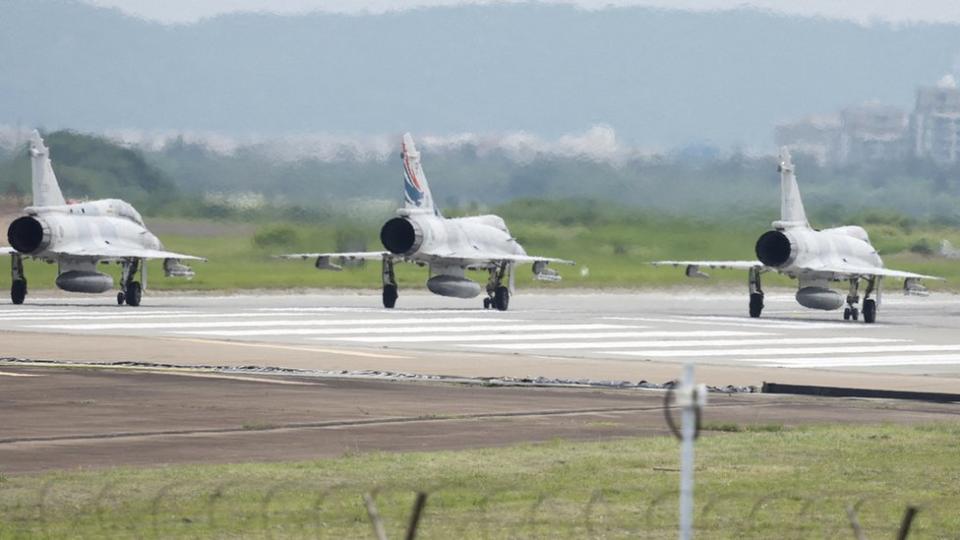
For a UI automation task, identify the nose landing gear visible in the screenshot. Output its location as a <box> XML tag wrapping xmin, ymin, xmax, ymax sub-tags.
<box><xmin>844</xmin><ymin>277</ymin><xmax>877</xmax><ymax>323</ymax></box>
<box><xmin>119</xmin><ymin>258</ymin><xmax>143</xmax><ymax>307</ymax></box>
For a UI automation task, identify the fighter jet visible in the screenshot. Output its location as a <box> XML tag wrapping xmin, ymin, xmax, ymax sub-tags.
<box><xmin>1</xmin><ymin>131</ymin><xmax>203</xmax><ymax>306</ymax></box>
<box><xmin>281</xmin><ymin>133</ymin><xmax>573</xmax><ymax>310</ymax></box>
<box><xmin>653</xmin><ymin>148</ymin><xmax>942</xmax><ymax>323</ymax></box>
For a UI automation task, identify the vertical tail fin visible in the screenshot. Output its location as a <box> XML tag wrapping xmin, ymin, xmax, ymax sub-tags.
<box><xmin>774</xmin><ymin>147</ymin><xmax>808</xmax><ymax>229</ymax></box>
<box><xmin>28</xmin><ymin>130</ymin><xmax>66</xmax><ymax>207</ymax></box>
<box><xmin>401</xmin><ymin>133</ymin><xmax>439</xmax><ymax>215</ymax></box>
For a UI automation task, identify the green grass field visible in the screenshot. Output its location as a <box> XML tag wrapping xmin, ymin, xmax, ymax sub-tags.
<box><xmin>3</xmin><ymin>215</ymin><xmax>959</xmax><ymax>293</ymax></box>
<box><xmin>2</xmin><ymin>423</ymin><xmax>959</xmax><ymax>538</ymax></box>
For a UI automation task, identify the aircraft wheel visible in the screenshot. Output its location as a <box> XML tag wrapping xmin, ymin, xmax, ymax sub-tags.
<box><xmin>117</xmin><ymin>292</ymin><xmax>126</xmax><ymax>305</ymax></box>
<box><xmin>494</xmin><ymin>286</ymin><xmax>510</xmax><ymax>311</ymax></box>
<box><xmin>383</xmin><ymin>284</ymin><xmax>398</xmax><ymax>309</ymax></box>
<box><xmin>748</xmin><ymin>293</ymin><xmax>763</xmax><ymax>318</ymax></box>
<box><xmin>850</xmin><ymin>308</ymin><xmax>859</xmax><ymax>321</ymax></box>
<box><xmin>843</xmin><ymin>308</ymin><xmax>851</xmax><ymax>321</ymax></box>
<box><xmin>11</xmin><ymin>280</ymin><xmax>26</xmax><ymax>305</ymax></box>
<box><xmin>862</xmin><ymin>299</ymin><xmax>877</xmax><ymax>324</ymax></box>
<box><xmin>483</xmin><ymin>297</ymin><xmax>491</xmax><ymax>309</ymax></box>
<box><xmin>125</xmin><ymin>281</ymin><xmax>142</xmax><ymax>307</ymax></box>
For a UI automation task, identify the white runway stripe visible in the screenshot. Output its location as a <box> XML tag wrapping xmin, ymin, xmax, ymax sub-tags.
<box><xmin>470</xmin><ymin>335</ymin><xmax>890</xmax><ymax>351</ymax></box>
<box><xmin>29</xmin><ymin>317</ymin><xmax>515</xmax><ymax>331</ymax></box>
<box><xmin>184</xmin><ymin>323</ymin><xmax>630</xmax><ymax>338</ymax></box>
<box><xmin>255</xmin><ymin>307</ymin><xmax>519</xmax><ymax>315</ymax></box>
<box><xmin>0</xmin><ymin>310</ymin><xmax>192</xmax><ymax>318</ymax></box>
<box><xmin>346</xmin><ymin>332</ymin><xmax>907</xmax><ymax>346</ymax></box>
<box><xmin>603</xmin><ymin>316</ymin><xmax>863</xmax><ymax>330</ymax></box>
<box><xmin>0</xmin><ymin>311</ymin><xmax>319</xmax><ymax>322</ymax></box>
<box><xmin>764</xmin><ymin>354</ymin><xmax>960</xmax><ymax>368</ymax></box>
<box><xmin>611</xmin><ymin>344</ymin><xmax>960</xmax><ymax>358</ymax></box>
<box><xmin>320</xmin><ymin>330</ymin><xmax>742</xmax><ymax>344</ymax></box>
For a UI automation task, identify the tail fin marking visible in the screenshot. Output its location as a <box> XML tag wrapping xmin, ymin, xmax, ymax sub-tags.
<box><xmin>401</xmin><ymin>133</ymin><xmax>438</xmax><ymax>215</ymax></box>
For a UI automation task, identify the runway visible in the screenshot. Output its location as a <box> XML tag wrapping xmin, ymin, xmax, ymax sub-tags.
<box><xmin>3</xmin><ymin>289</ymin><xmax>960</xmax><ymax>473</ymax></box>
<box><xmin>2</xmin><ymin>289</ymin><xmax>960</xmax><ymax>385</ymax></box>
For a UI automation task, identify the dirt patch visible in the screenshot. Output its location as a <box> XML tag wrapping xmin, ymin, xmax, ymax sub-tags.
<box><xmin>1</xmin><ymin>364</ymin><xmax>957</xmax><ymax>474</ymax></box>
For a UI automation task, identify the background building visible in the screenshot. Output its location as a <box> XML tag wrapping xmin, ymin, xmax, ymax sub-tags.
<box><xmin>838</xmin><ymin>103</ymin><xmax>908</xmax><ymax>165</ymax></box>
<box><xmin>910</xmin><ymin>75</ymin><xmax>960</xmax><ymax>164</ymax></box>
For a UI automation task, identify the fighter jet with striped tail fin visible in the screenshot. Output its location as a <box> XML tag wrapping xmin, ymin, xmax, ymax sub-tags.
<box><xmin>1</xmin><ymin>131</ymin><xmax>204</xmax><ymax>306</ymax></box>
<box><xmin>652</xmin><ymin>148</ymin><xmax>942</xmax><ymax>323</ymax></box>
<box><xmin>280</xmin><ymin>133</ymin><xmax>573</xmax><ymax>311</ymax></box>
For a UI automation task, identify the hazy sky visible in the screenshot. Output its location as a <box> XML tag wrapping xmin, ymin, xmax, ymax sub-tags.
<box><xmin>85</xmin><ymin>0</ymin><xmax>960</xmax><ymax>25</ymax></box>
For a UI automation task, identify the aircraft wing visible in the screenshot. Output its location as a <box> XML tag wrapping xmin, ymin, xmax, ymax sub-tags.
<box><xmin>278</xmin><ymin>251</ymin><xmax>390</xmax><ymax>261</ymax></box>
<box><xmin>804</xmin><ymin>263</ymin><xmax>944</xmax><ymax>281</ymax></box>
<box><xmin>480</xmin><ymin>254</ymin><xmax>575</xmax><ymax>265</ymax></box>
<box><xmin>652</xmin><ymin>260</ymin><xmax>764</xmax><ymax>270</ymax></box>
<box><xmin>277</xmin><ymin>251</ymin><xmax>393</xmax><ymax>270</ymax></box>
<box><xmin>52</xmin><ymin>244</ymin><xmax>205</xmax><ymax>261</ymax></box>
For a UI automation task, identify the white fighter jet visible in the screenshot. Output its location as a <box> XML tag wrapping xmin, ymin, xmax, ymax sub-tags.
<box><xmin>1</xmin><ymin>131</ymin><xmax>202</xmax><ymax>306</ymax></box>
<box><xmin>653</xmin><ymin>148</ymin><xmax>942</xmax><ymax>323</ymax></box>
<box><xmin>281</xmin><ymin>133</ymin><xmax>573</xmax><ymax>310</ymax></box>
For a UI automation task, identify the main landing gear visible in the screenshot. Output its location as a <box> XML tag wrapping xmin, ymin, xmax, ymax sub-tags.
<box><xmin>844</xmin><ymin>277</ymin><xmax>878</xmax><ymax>324</ymax></box>
<box><xmin>484</xmin><ymin>262</ymin><xmax>510</xmax><ymax>311</ymax></box>
<box><xmin>748</xmin><ymin>267</ymin><xmax>763</xmax><ymax>318</ymax></box>
<box><xmin>117</xmin><ymin>258</ymin><xmax>143</xmax><ymax>307</ymax></box>
<box><xmin>10</xmin><ymin>253</ymin><xmax>26</xmax><ymax>305</ymax></box>
<box><xmin>382</xmin><ymin>258</ymin><xmax>398</xmax><ymax>309</ymax></box>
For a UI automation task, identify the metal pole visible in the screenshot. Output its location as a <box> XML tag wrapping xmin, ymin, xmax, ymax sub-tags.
<box><xmin>678</xmin><ymin>363</ymin><xmax>695</xmax><ymax>540</ymax></box>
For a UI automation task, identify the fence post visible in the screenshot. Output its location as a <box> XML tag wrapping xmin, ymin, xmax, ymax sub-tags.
<box><xmin>404</xmin><ymin>492</ymin><xmax>428</xmax><ymax>540</ymax></box>
<box><xmin>363</xmin><ymin>493</ymin><xmax>389</xmax><ymax>540</ymax></box>
<box><xmin>667</xmin><ymin>364</ymin><xmax>706</xmax><ymax>540</ymax></box>
<box><xmin>896</xmin><ymin>506</ymin><xmax>919</xmax><ymax>540</ymax></box>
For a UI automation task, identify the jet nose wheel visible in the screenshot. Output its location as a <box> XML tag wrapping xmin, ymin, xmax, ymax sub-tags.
<box><xmin>483</xmin><ymin>297</ymin><xmax>491</xmax><ymax>309</ymax></box>
<box><xmin>117</xmin><ymin>292</ymin><xmax>125</xmax><ymax>305</ymax></box>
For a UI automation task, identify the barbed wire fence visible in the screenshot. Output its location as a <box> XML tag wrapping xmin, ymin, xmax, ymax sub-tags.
<box><xmin>1</xmin><ymin>478</ymin><xmax>954</xmax><ymax>538</ymax></box>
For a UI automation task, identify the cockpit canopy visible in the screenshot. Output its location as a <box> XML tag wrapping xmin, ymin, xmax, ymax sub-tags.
<box><xmin>827</xmin><ymin>225</ymin><xmax>870</xmax><ymax>244</ymax></box>
<box><xmin>107</xmin><ymin>199</ymin><xmax>145</xmax><ymax>226</ymax></box>
<box><xmin>470</xmin><ymin>215</ymin><xmax>510</xmax><ymax>233</ymax></box>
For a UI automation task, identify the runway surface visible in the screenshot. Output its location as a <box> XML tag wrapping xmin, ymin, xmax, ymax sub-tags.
<box><xmin>2</xmin><ymin>290</ymin><xmax>960</xmax><ymax>381</ymax></box>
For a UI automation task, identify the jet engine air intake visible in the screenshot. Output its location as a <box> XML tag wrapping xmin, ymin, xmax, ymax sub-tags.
<box><xmin>755</xmin><ymin>230</ymin><xmax>793</xmax><ymax>267</ymax></box>
<box><xmin>8</xmin><ymin>216</ymin><xmax>51</xmax><ymax>254</ymax></box>
<box><xmin>380</xmin><ymin>217</ymin><xmax>423</xmax><ymax>255</ymax></box>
